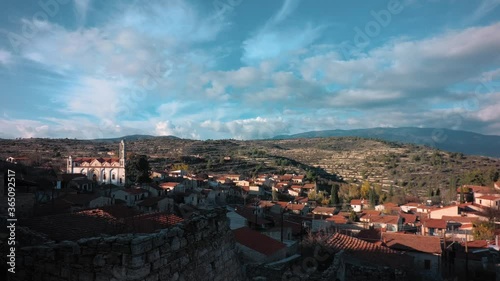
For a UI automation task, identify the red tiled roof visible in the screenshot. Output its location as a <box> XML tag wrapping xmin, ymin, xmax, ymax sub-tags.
<box><xmin>275</xmin><ymin>201</ymin><xmax>306</xmax><ymax>211</ymax></box>
<box><xmin>462</xmin><ymin>240</ymin><xmax>489</xmax><ymax>249</ymax></box>
<box><xmin>360</xmin><ymin>210</ymin><xmax>381</xmax><ymax>217</ymax></box>
<box><xmin>382</xmin><ymin>233</ymin><xmax>442</xmax><ymax>254</ymax></box>
<box><xmin>357</xmin><ymin>228</ymin><xmax>382</xmax><ymax>242</ymax></box>
<box><xmin>99</xmin><ymin>205</ymin><xmax>141</xmax><ymax>218</ymax></box>
<box><xmin>350</xmin><ymin>199</ymin><xmax>364</xmax><ymax>205</ymax></box>
<box><xmin>279</xmin><ymin>174</ymin><xmax>293</xmax><ymax>181</ymax></box>
<box><xmin>423</xmin><ymin>218</ymin><xmax>447</xmax><ymax>229</ymax></box>
<box><xmin>312</xmin><ymin>207</ymin><xmax>336</xmax><ymax>215</ymax></box>
<box><xmin>302</xmin><ymin>183</ymin><xmax>315</xmax><ymax>189</ymax></box>
<box><xmin>364</xmin><ymin>215</ymin><xmax>399</xmax><ymax>225</ymax></box>
<box><xmin>326</xmin><ymin>215</ymin><xmax>348</xmax><ymax>224</ymax></box>
<box><xmin>325</xmin><ymin>232</ymin><xmax>413</xmax><ymax>269</ymax></box>
<box><xmin>233</xmin><ymin>227</ymin><xmax>286</xmax><ymax>256</ymax></box>
<box><xmin>74</xmin><ymin>157</ymin><xmax>120</xmax><ymax>164</ymax></box>
<box><xmin>399</xmin><ymin>212</ymin><xmax>418</xmax><ymax>224</ymax></box>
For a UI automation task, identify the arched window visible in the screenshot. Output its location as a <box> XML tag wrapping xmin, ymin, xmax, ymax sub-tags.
<box><xmin>119</xmin><ymin>178</ymin><xmax>123</xmax><ymax>184</ymax></box>
<box><xmin>112</xmin><ymin>174</ymin><xmax>116</xmax><ymax>180</ymax></box>
<box><xmin>103</xmin><ymin>172</ymin><xmax>106</xmax><ymax>180</ymax></box>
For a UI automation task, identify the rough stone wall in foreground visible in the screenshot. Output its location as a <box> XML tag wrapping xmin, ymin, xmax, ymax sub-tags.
<box><xmin>9</xmin><ymin>209</ymin><xmax>246</xmax><ymax>281</ymax></box>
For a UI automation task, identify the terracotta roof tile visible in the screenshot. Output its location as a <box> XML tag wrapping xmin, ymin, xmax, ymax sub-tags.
<box><xmin>233</xmin><ymin>227</ymin><xmax>286</xmax><ymax>256</ymax></box>
<box><xmin>302</xmin><ymin>183</ymin><xmax>315</xmax><ymax>189</ymax></box>
<box><xmin>399</xmin><ymin>212</ymin><xmax>418</xmax><ymax>224</ymax></box>
<box><xmin>325</xmin><ymin>232</ymin><xmax>413</xmax><ymax>269</ymax></box>
<box><xmin>99</xmin><ymin>205</ymin><xmax>141</xmax><ymax>218</ymax></box>
<box><xmin>357</xmin><ymin>228</ymin><xmax>382</xmax><ymax>242</ymax></box>
<box><xmin>326</xmin><ymin>215</ymin><xmax>348</xmax><ymax>224</ymax></box>
<box><xmin>350</xmin><ymin>199</ymin><xmax>364</xmax><ymax>205</ymax></box>
<box><xmin>382</xmin><ymin>232</ymin><xmax>442</xmax><ymax>254</ymax></box>
<box><xmin>422</xmin><ymin>218</ymin><xmax>447</xmax><ymax>229</ymax></box>
<box><xmin>362</xmin><ymin>215</ymin><xmax>399</xmax><ymax>225</ymax></box>
<box><xmin>312</xmin><ymin>207</ymin><xmax>336</xmax><ymax>215</ymax></box>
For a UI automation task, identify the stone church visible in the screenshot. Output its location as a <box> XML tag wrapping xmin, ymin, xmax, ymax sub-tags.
<box><xmin>67</xmin><ymin>140</ymin><xmax>126</xmax><ymax>186</ymax></box>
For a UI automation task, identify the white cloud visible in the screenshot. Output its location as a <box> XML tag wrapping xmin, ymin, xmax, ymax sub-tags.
<box><xmin>0</xmin><ymin>49</ymin><xmax>12</xmax><ymax>65</ymax></box>
<box><xmin>201</xmin><ymin>117</ymin><xmax>289</xmax><ymax>139</ymax></box>
<box><xmin>62</xmin><ymin>76</ymin><xmax>133</xmax><ymax>120</ymax></box>
<box><xmin>242</xmin><ymin>0</ymin><xmax>325</xmax><ymax>65</ymax></box>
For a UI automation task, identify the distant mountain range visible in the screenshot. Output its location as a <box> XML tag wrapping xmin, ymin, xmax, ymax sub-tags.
<box><xmin>273</xmin><ymin>127</ymin><xmax>500</xmax><ymax>158</ymax></box>
<box><xmin>93</xmin><ymin>134</ymin><xmax>179</xmax><ymax>142</ymax></box>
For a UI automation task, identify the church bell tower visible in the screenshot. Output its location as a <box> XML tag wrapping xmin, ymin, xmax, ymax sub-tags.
<box><xmin>119</xmin><ymin>140</ymin><xmax>126</xmax><ymax>167</ymax></box>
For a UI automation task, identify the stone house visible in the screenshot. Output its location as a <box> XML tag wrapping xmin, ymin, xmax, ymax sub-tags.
<box><xmin>382</xmin><ymin>232</ymin><xmax>442</xmax><ymax>280</ymax></box>
<box><xmin>112</xmin><ymin>188</ymin><xmax>149</xmax><ymax>206</ymax></box>
<box><xmin>136</xmin><ymin>196</ymin><xmax>174</xmax><ymax>213</ymax></box>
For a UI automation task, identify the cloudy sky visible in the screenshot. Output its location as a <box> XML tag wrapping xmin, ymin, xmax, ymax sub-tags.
<box><xmin>0</xmin><ymin>0</ymin><xmax>499</xmax><ymax>140</ymax></box>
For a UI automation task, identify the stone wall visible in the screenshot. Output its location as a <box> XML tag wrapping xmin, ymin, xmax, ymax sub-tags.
<box><xmin>8</xmin><ymin>209</ymin><xmax>247</xmax><ymax>281</ymax></box>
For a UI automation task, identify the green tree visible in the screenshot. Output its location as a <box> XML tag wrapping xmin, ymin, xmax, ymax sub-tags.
<box><xmin>330</xmin><ymin>184</ymin><xmax>340</xmax><ymax>206</ymax></box>
<box><xmin>306</xmin><ymin>169</ymin><xmax>317</xmax><ymax>182</ymax></box>
<box><xmin>369</xmin><ymin>188</ymin><xmax>377</xmax><ymax>208</ymax></box>
<box><xmin>349</xmin><ymin>210</ymin><xmax>359</xmax><ymax>222</ymax></box>
<box><xmin>126</xmin><ymin>154</ymin><xmax>151</xmax><ymax>184</ymax></box>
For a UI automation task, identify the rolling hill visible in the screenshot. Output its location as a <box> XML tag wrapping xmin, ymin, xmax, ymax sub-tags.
<box><xmin>273</xmin><ymin>127</ymin><xmax>500</xmax><ymax>158</ymax></box>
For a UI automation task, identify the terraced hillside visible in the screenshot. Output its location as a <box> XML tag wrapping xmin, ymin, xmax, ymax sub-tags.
<box><xmin>1</xmin><ymin>137</ymin><xmax>499</xmax><ymax>200</ymax></box>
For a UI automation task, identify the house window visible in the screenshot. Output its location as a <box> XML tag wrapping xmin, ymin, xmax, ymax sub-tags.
<box><xmin>125</xmin><ymin>195</ymin><xmax>128</xmax><ymax>200</ymax></box>
<box><xmin>119</xmin><ymin>178</ymin><xmax>123</xmax><ymax>184</ymax></box>
<box><xmin>112</xmin><ymin>174</ymin><xmax>116</xmax><ymax>180</ymax></box>
<box><xmin>424</xmin><ymin>259</ymin><xmax>431</xmax><ymax>270</ymax></box>
<box><xmin>480</xmin><ymin>200</ymin><xmax>482</xmax><ymax>204</ymax></box>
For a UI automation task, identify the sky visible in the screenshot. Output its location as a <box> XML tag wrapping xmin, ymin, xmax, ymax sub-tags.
<box><xmin>0</xmin><ymin>0</ymin><xmax>500</xmax><ymax>140</ymax></box>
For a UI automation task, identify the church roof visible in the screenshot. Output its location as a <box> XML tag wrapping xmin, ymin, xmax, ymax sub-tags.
<box><xmin>73</xmin><ymin>157</ymin><xmax>120</xmax><ymax>163</ymax></box>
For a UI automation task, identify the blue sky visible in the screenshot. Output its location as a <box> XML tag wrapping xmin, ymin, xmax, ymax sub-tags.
<box><xmin>0</xmin><ymin>0</ymin><xmax>500</xmax><ymax>140</ymax></box>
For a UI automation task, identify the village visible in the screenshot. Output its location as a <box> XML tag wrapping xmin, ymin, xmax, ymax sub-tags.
<box><xmin>2</xmin><ymin>140</ymin><xmax>500</xmax><ymax>280</ymax></box>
